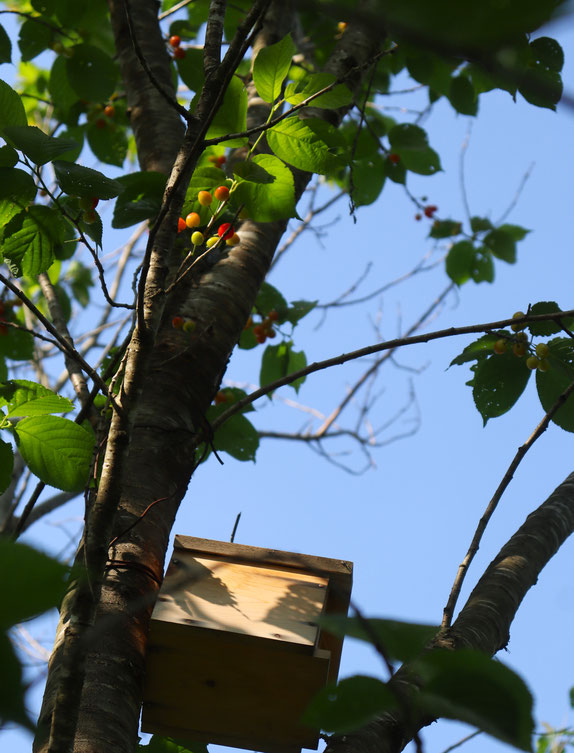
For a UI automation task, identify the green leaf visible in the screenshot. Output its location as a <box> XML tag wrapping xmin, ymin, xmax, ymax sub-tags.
<box><xmin>260</xmin><ymin>341</ymin><xmax>306</xmax><ymax>394</ymax></box>
<box><xmin>527</xmin><ymin>301</ymin><xmax>569</xmax><ymax>336</ymax></box>
<box><xmin>0</xmin><ymin>538</ymin><xmax>70</xmax><ymax>627</ymax></box>
<box><xmin>401</xmin><ymin>146</ymin><xmax>441</xmax><ymax>175</ymax></box>
<box><xmin>176</xmin><ymin>48</ymin><xmax>205</xmax><ymax>92</ymax></box>
<box><xmin>255</xmin><ymin>282</ymin><xmax>288</xmax><ymax>318</ymax></box>
<box><xmin>450</xmin><ymin>333</ymin><xmax>508</xmax><ymax>367</ymax></box>
<box><xmin>212</xmin><ymin>412</ymin><xmax>259</xmax><ymax>462</ymax></box>
<box><xmin>286</xmin><ymin>300</ymin><xmax>317</xmax><ymax>325</ymax></box>
<box><xmin>0</xmin><ymin>80</ymin><xmax>27</xmax><ymax>133</ymax></box>
<box><xmin>350</xmin><ymin>151</ymin><xmax>387</xmax><ymax>206</ymax></box>
<box><xmin>232</xmin><ymin>160</ymin><xmax>275</xmax><ymax>183</ymax></box>
<box><xmin>446</xmin><ymin>240</ymin><xmax>476</xmax><ymax>285</ymax></box>
<box><xmin>285</xmin><ymin>72</ymin><xmax>353</xmax><ymax>109</ymax></box>
<box><xmin>15</xmin><ymin>415</ymin><xmax>94</xmax><ymax>492</ymax></box>
<box><xmin>0</xmin><ymin>168</ymin><xmax>37</xmax><ymax>203</ymax></box>
<box><xmin>0</xmin><ymin>146</ymin><xmax>18</xmax><ymax>168</ymax></box>
<box><xmin>4</xmin><ymin>125</ymin><xmax>79</xmax><ymax>166</ymax></box>
<box><xmin>388</xmin><ymin>123</ymin><xmax>428</xmax><ymax>150</ymax></box>
<box><xmin>205</xmin><ymin>75</ymin><xmax>247</xmax><ymax>147</ymax></box>
<box><xmin>138</xmin><ymin>734</ymin><xmax>209</xmax><ymax>753</ymax></box>
<box><xmin>0</xmin><ymin>438</ymin><xmax>13</xmax><ymax>494</ymax></box>
<box><xmin>484</xmin><ymin>228</ymin><xmax>517</xmax><ymax>263</ymax></box>
<box><xmin>253</xmin><ymin>33</ymin><xmax>295</xmax><ymax>103</ymax></box>
<box><xmin>302</xmin><ymin>676</ymin><xmax>396</xmax><ymax>734</ymax></box>
<box><xmin>470</xmin><ymin>216</ymin><xmax>494</xmax><ymax>232</ymax></box>
<box><xmin>66</xmin><ymin>260</ymin><xmax>94</xmax><ymax>307</ymax></box>
<box><xmin>530</xmin><ymin>37</ymin><xmax>564</xmax><ymax>72</ymax></box>
<box><xmin>18</xmin><ymin>18</ymin><xmax>52</xmax><ymax>61</ymax></box>
<box><xmin>518</xmin><ymin>64</ymin><xmax>562</xmax><ymax>111</ymax></box>
<box><xmin>0</xmin><ymin>631</ymin><xmax>34</xmax><ymax>731</ymax></box>
<box><xmin>472</xmin><ymin>348</ymin><xmax>531</xmax><ymax>424</ymax></box>
<box><xmin>0</xmin><ymin>24</ymin><xmax>12</xmax><ymax>64</ymax></box>
<box><xmin>448</xmin><ymin>76</ymin><xmax>478</xmax><ymax>115</ymax></box>
<box><xmin>429</xmin><ymin>219</ymin><xmax>462</xmax><ymax>238</ymax></box>
<box><xmin>0</xmin><ymin>322</ymin><xmax>34</xmax><ymax>361</ymax></box>
<box><xmin>49</xmin><ymin>55</ymin><xmax>79</xmax><ymax>117</ymax></box>
<box><xmin>112</xmin><ymin>172</ymin><xmax>167</xmax><ymax>229</ymax></box>
<box><xmin>0</xmin><ymin>380</ymin><xmax>73</xmax><ymax>417</ymax></box>
<box><xmin>498</xmin><ymin>223</ymin><xmax>530</xmax><ymax>241</ymax></box>
<box><xmin>267</xmin><ymin>116</ymin><xmax>343</xmax><ymax>174</ymax></box>
<box><xmin>233</xmin><ymin>154</ymin><xmax>297</xmax><ymax>222</ymax></box>
<box><xmin>2</xmin><ymin>205</ymin><xmax>64</xmax><ymax>277</ymax></box>
<box><xmin>319</xmin><ymin>615</ymin><xmax>439</xmax><ymax>663</ymax></box>
<box><xmin>388</xmin><ymin>124</ymin><xmax>441</xmax><ymax>175</ymax></box>
<box><xmin>65</xmin><ymin>44</ymin><xmax>118</xmax><ymax>103</ymax></box>
<box><xmin>471</xmin><ymin>250</ymin><xmax>495</xmax><ymax>284</ymax></box>
<box><xmin>87</xmin><ymin>120</ymin><xmax>128</xmax><ymax>167</ymax></box>
<box><xmin>53</xmin><ymin>160</ymin><xmax>124</xmax><ymax>199</ymax></box>
<box><xmin>415</xmin><ymin>649</ymin><xmax>534</xmax><ymax>751</ymax></box>
<box><xmin>55</xmin><ymin>125</ymin><xmax>85</xmax><ymax>163</ymax></box>
<box><xmin>536</xmin><ymin>338</ymin><xmax>574</xmax><ymax>432</ymax></box>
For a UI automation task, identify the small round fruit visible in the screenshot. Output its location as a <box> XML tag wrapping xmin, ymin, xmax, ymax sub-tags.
<box><xmin>513</xmin><ymin>342</ymin><xmax>527</xmax><ymax>358</ymax></box>
<box><xmin>253</xmin><ymin>324</ymin><xmax>265</xmax><ymax>337</ymax></box>
<box><xmin>256</xmin><ymin>333</ymin><xmax>267</xmax><ymax>344</ymax></box>
<box><xmin>266</xmin><ymin>328</ymin><xmax>276</xmax><ymax>338</ymax></box>
<box><xmin>268</xmin><ymin>310</ymin><xmax>279</xmax><ymax>322</ymax></box>
<box><xmin>177</xmin><ymin>217</ymin><xmax>186</xmax><ymax>232</ymax></box>
<box><xmin>217</xmin><ymin>155</ymin><xmax>226</xmax><ymax>166</ymax></box>
<box><xmin>198</xmin><ymin>190</ymin><xmax>213</xmax><ymax>206</ymax></box>
<box><xmin>493</xmin><ymin>339</ymin><xmax>507</xmax><ymax>355</ymax></box>
<box><xmin>191</xmin><ymin>231</ymin><xmax>204</xmax><ymax>246</ymax></box>
<box><xmin>226</xmin><ymin>233</ymin><xmax>240</xmax><ymax>246</ymax></box>
<box><xmin>424</xmin><ymin>205</ymin><xmax>438</xmax><ymax>218</ymax></box>
<box><xmin>515</xmin><ymin>331</ymin><xmax>528</xmax><ymax>342</ymax></box>
<box><xmin>206</xmin><ymin>236</ymin><xmax>219</xmax><ymax>249</ymax></box>
<box><xmin>95</xmin><ymin>118</ymin><xmax>106</xmax><ymax>129</ymax></box>
<box><xmin>538</xmin><ymin>359</ymin><xmax>550</xmax><ymax>372</ymax></box>
<box><xmin>182</xmin><ymin>320</ymin><xmax>196</xmax><ymax>332</ymax></box>
<box><xmin>214</xmin><ymin>185</ymin><xmax>230</xmax><ymax>202</ymax></box>
<box><xmin>526</xmin><ymin>356</ymin><xmax>539</xmax><ymax>370</ymax></box>
<box><xmin>415</xmin><ymin>213</ymin><xmax>422</xmax><ymax>221</ymax></box>
<box><xmin>173</xmin><ymin>46</ymin><xmax>186</xmax><ymax>60</ymax></box>
<box><xmin>536</xmin><ymin>342</ymin><xmax>550</xmax><ymax>358</ymax></box>
<box><xmin>82</xmin><ymin>210</ymin><xmax>97</xmax><ymax>224</ymax></box>
<box><xmin>337</xmin><ymin>21</ymin><xmax>348</xmax><ymax>33</ymax></box>
<box><xmin>169</xmin><ymin>35</ymin><xmax>181</xmax><ymax>48</ymax></box>
<box><xmin>511</xmin><ymin>311</ymin><xmax>526</xmax><ymax>332</ymax></box>
<box><xmin>388</xmin><ymin>153</ymin><xmax>400</xmax><ymax>165</ymax></box>
<box><xmin>185</xmin><ymin>212</ymin><xmax>201</xmax><ymax>229</ymax></box>
<box><xmin>218</xmin><ymin>222</ymin><xmax>235</xmax><ymax>240</ymax></box>
<box><xmin>214</xmin><ymin>391</ymin><xmax>228</xmax><ymax>405</ymax></box>
<box><xmin>172</xmin><ymin>316</ymin><xmax>185</xmax><ymax>329</ymax></box>
<box><xmin>104</xmin><ymin>104</ymin><xmax>115</xmax><ymax>117</ymax></box>
<box><xmin>80</xmin><ymin>196</ymin><xmax>99</xmax><ymax>211</ymax></box>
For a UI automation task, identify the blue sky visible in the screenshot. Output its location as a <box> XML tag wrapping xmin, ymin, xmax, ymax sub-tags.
<box><xmin>3</xmin><ymin>10</ymin><xmax>574</xmax><ymax>753</ymax></box>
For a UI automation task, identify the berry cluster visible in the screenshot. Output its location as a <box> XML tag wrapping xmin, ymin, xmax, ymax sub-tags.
<box><xmin>177</xmin><ymin>188</ymin><xmax>241</xmax><ymax>247</ymax></box>
<box><xmin>79</xmin><ymin>196</ymin><xmax>99</xmax><ymax>225</ymax></box>
<box><xmin>492</xmin><ymin>311</ymin><xmax>551</xmax><ymax>372</ymax></box>
<box><xmin>245</xmin><ymin>310</ymin><xmax>279</xmax><ymax>344</ymax></box>
<box><xmin>168</xmin><ymin>34</ymin><xmax>186</xmax><ymax>60</ymax></box>
<box><xmin>208</xmin><ymin>154</ymin><xmax>227</xmax><ymax>168</ymax></box>
<box><xmin>171</xmin><ymin>316</ymin><xmax>196</xmax><ymax>333</ymax></box>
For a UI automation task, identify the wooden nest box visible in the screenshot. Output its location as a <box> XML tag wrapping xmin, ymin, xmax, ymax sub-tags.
<box><xmin>142</xmin><ymin>536</ymin><xmax>353</xmax><ymax>753</ymax></box>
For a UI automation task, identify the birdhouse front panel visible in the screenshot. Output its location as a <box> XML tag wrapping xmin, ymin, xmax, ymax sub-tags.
<box><xmin>142</xmin><ymin>537</ymin><xmax>353</xmax><ymax>753</ymax></box>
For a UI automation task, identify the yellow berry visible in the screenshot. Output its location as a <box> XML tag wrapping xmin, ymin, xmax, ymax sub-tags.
<box><xmin>493</xmin><ymin>339</ymin><xmax>507</xmax><ymax>355</ymax></box>
<box><xmin>206</xmin><ymin>236</ymin><xmax>219</xmax><ymax>249</ymax></box>
<box><xmin>182</xmin><ymin>320</ymin><xmax>196</xmax><ymax>332</ymax></box>
<box><xmin>511</xmin><ymin>311</ymin><xmax>526</xmax><ymax>332</ymax></box>
<box><xmin>226</xmin><ymin>233</ymin><xmax>240</xmax><ymax>247</ymax></box>
<box><xmin>515</xmin><ymin>331</ymin><xmax>528</xmax><ymax>342</ymax></box>
<box><xmin>513</xmin><ymin>342</ymin><xmax>527</xmax><ymax>358</ymax></box>
<box><xmin>535</xmin><ymin>342</ymin><xmax>549</xmax><ymax>358</ymax></box>
<box><xmin>526</xmin><ymin>356</ymin><xmax>539</xmax><ymax>370</ymax></box>
<box><xmin>198</xmin><ymin>190</ymin><xmax>213</xmax><ymax>206</ymax></box>
<box><xmin>191</xmin><ymin>231</ymin><xmax>204</xmax><ymax>246</ymax></box>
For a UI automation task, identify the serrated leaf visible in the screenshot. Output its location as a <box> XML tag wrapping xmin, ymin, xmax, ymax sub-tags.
<box><xmin>267</xmin><ymin>116</ymin><xmax>343</xmax><ymax>174</ymax></box>
<box><xmin>53</xmin><ymin>160</ymin><xmax>124</xmax><ymax>199</ymax></box>
<box><xmin>285</xmin><ymin>72</ymin><xmax>353</xmax><ymax>109</ymax></box>
<box><xmin>66</xmin><ymin>44</ymin><xmax>118</xmax><ymax>103</ymax></box>
<box><xmin>232</xmin><ymin>160</ymin><xmax>275</xmax><ymax>183</ymax></box>
<box><xmin>112</xmin><ymin>171</ymin><xmax>167</xmax><ymax>229</ymax></box>
<box><xmin>0</xmin><ymin>438</ymin><xmax>13</xmax><ymax>494</ymax></box>
<box><xmin>446</xmin><ymin>240</ymin><xmax>475</xmax><ymax>285</ymax></box>
<box><xmin>350</xmin><ymin>151</ymin><xmax>386</xmax><ymax>206</ymax></box>
<box><xmin>0</xmin><ymin>24</ymin><xmax>12</xmax><ymax>64</ymax></box>
<box><xmin>0</xmin><ymin>379</ymin><xmax>73</xmax><ymax>417</ymax></box>
<box><xmin>302</xmin><ymin>676</ymin><xmax>396</xmax><ymax>734</ymax></box>
<box><xmin>0</xmin><ymin>539</ymin><xmax>70</xmax><ymax>627</ymax></box>
<box><xmin>18</xmin><ymin>18</ymin><xmax>52</xmax><ymax>62</ymax></box>
<box><xmin>536</xmin><ymin>338</ymin><xmax>574</xmax><ymax>432</ymax></box>
<box><xmin>4</xmin><ymin>125</ymin><xmax>79</xmax><ymax>166</ymax></box>
<box><xmin>0</xmin><ymin>79</ymin><xmax>27</xmax><ymax>132</ymax></box>
<box><xmin>15</xmin><ymin>415</ymin><xmax>94</xmax><ymax>492</ymax></box>
<box><xmin>87</xmin><ymin>121</ymin><xmax>128</xmax><ymax>167</ymax></box>
<box><xmin>415</xmin><ymin>649</ymin><xmax>534</xmax><ymax>751</ymax></box>
<box><xmin>319</xmin><ymin>615</ymin><xmax>438</xmax><ymax>662</ymax></box>
<box><xmin>253</xmin><ymin>33</ymin><xmax>295</xmax><ymax>103</ymax></box>
<box><xmin>233</xmin><ymin>154</ymin><xmax>297</xmax><ymax>222</ymax></box>
<box><xmin>205</xmin><ymin>75</ymin><xmax>247</xmax><ymax>147</ymax></box>
<box><xmin>55</xmin><ymin>126</ymin><xmax>84</xmax><ymax>163</ymax></box>
<box><xmin>527</xmin><ymin>302</ymin><xmax>570</xmax><ymax>336</ymax></box>
<box><xmin>260</xmin><ymin>341</ymin><xmax>306</xmax><ymax>394</ymax></box>
<box><xmin>2</xmin><ymin>205</ymin><xmax>64</xmax><ymax>277</ymax></box>
<box><xmin>212</xmin><ymin>413</ymin><xmax>259</xmax><ymax>462</ymax></box>
<box><xmin>429</xmin><ymin>219</ymin><xmax>462</xmax><ymax>239</ymax></box>
<box><xmin>472</xmin><ymin>349</ymin><xmax>531</xmax><ymax>424</ymax></box>
<box><xmin>450</xmin><ymin>333</ymin><xmax>508</xmax><ymax>367</ymax></box>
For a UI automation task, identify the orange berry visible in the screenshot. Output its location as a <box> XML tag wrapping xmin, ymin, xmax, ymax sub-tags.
<box><xmin>337</xmin><ymin>21</ymin><xmax>348</xmax><ymax>33</ymax></box>
<box><xmin>104</xmin><ymin>104</ymin><xmax>115</xmax><ymax>117</ymax></box>
<box><xmin>185</xmin><ymin>212</ymin><xmax>201</xmax><ymax>228</ymax></box>
<box><xmin>214</xmin><ymin>185</ymin><xmax>230</xmax><ymax>202</ymax></box>
<box><xmin>177</xmin><ymin>217</ymin><xmax>186</xmax><ymax>232</ymax></box>
<box><xmin>173</xmin><ymin>46</ymin><xmax>186</xmax><ymax>60</ymax></box>
<box><xmin>169</xmin><ymin>35</ymin><xmax>181</xmax><ymax>48</ymax></box>
<box><xmin>268</xmin><ymin>310</ymin><xmax>279</xmax><ymax>322</ymax></box>
<box><xmin>198</xmin><ymin>190</ymin><xmax>213</xmax><ymax>206</ymax></box>
<box><xmin>424</xmin><ymin>205</ymin><xmax>438</xmax><ymax>218</ymax></box>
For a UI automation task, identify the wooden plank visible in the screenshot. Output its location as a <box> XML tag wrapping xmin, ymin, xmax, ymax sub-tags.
<box><xmin>142</xmin><ymin>620</ymin><xmax>330</xmax><ymax>752</ymax></box>
<box><xmin>153</xmin><ymin>552</ymin><xmax>328</xmax><ymax>646</ymax></box>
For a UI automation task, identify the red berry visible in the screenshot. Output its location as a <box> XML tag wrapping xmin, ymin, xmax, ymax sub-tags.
<box><xmin>177</xmin><ymin>217</ymin><xmax>186</xmax><ymax>232</ymax></box>
<box><xmin>253</xmin><ymin>324</ymin><xmax>265</xmax><ymax>337</ymax></box>
<box><xmin>169</xmin><ymin>35</ymin><xmax>181</xmax><ymax>48</ymax></box>
<box><xmin>214</xmin><ymin>391</ymin><xmax>228</xmax><ymax>405</ymax></box>
<box><xmin>173</xmin><ymin>46</ymin><xmax>186</xmax><ymax>60</ymax></box>
<box><xmin>95</xmin><ymin>118</ymin><xmax>106</xmax><ymax>129</ymax></box>
<box><xmin>214</xmin><ymin>185</ymin><xmax>230</xmax><ymax>202</ymax></box>
<box><xmin>424</xmin><ymin>205</ymin><xmax>438</xmax><ymax>218</ymax></box>
<box><xmin>104</xmin><ymin>104</ymin><xmax>115</xmax><ymax>117</ymax></box>
<box><xmin>266</xmin><ymin>328</ymin><xmax>276</xmax><ymax>338</ymax></box>
<box><xmin>218</xmin><ymin>223</ymin><xmax>235</xmax><ymax>240</ymax></box>
<box><xmin>268</xmin><ymin>310</ymin><xmax>279</xmax><ymax>322</ymax></box>
<box><xmin>388</xmin><ymin>153</ymin><xmax>400</xmax><ymax>164</ymax></box>
<box><xmin>172</xmin><ymin>316</ymin><xmax>185</xmax><ymax>329</ymax></box>
<box><xmin>415</xmin><ymin>213</ymin><xmax>422</xmax><ymax>221</ymax></box>
<box><xmin>256</xmin><ymin>333</ymin><xmax>266</xmax><ymax>344</ymax></box>
<box><xmin>217</xmin><ymin>155</ymin><xmax>227</xmax><ymax>166</ymax></box>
